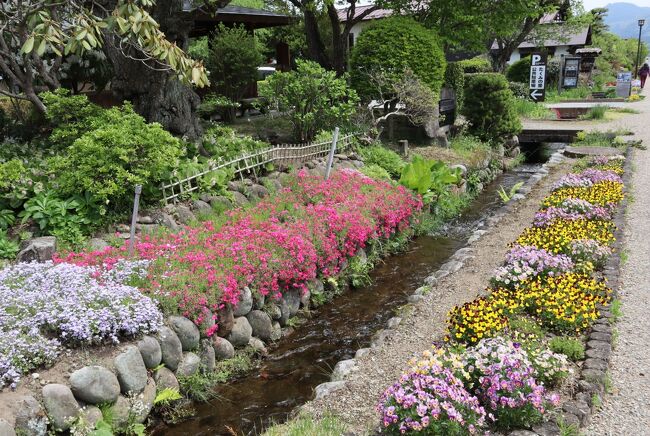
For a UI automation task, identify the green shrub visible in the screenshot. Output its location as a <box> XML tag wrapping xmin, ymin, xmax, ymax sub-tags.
<box><xmin>462</xmin><ymin>73</ymin><xmax>522</xmax><ymax>143</ymax></box>
<box><xmin>199</xmin><ymin>124</ymin><xmax>267</xmax><ymax>161</ymax></box>
<box><xmin>458</xmin><ymin>56</ymin><xmax>492</xmax><ymax>74</ymax></box>
<box><xmin>350</xmin><ymin>17</ymin><xmax>446</xmax><ymax>100</ymax></box>
<box><xmin>549</xmin><ymin>337</ymin><xmax>585</xmax><ymax>362</ymax></box>
<box><xmin>581</xmin><ymin>105</ymin><xmax>607</xmax><ymax>120</ymax></box>
<box><xmin>260</xmin><ymin>60</ymin><xmax>358</xmax><ymax>142</ymax></box>
<box><xmin>41</xmin><ymin>89</ymin><xmax>102</xmax><ymax>149</ymax></box>
<box><xmin>50</xmin><ymin>103</ymin><xmax>184</xmax><ymax>211</ymax></box>
<box><xmin>444</xmin><ymin>62</ymin><xmax>465</xmax><ymax>110</ymax></box>
<box><xmin>197</xmin><ymin>94</ymin><xmax>240</xmax><ymax>121</ymax></box>
<box><xmin>506</xmin><ymin>57</ymin><xmax>531</xmax><ymax>83</ymax></box>
<box><xmin>206</xmin><ymin>24</ymin><xmax>264</xmax><ymax>122</ymax></box>
<box><xmin>399</xmin><ymin>155</ymin><xmax>461</xmax><ymax>204</ymax></box>
<box><xmin>508</xmin><ymin>82</ymin><xmax>529</xmax><ymax>99</ymax></box>
<box><xmin>358</xmin><ymin>145</ymin><xmax>405</xmax><ymax>179</ymax></box>
<box><xmin>360</xmin><ymin>164</ymin><xmax>392</xmax><ymax>181</ymax></box>
<box><xmin>0</xmin><ymin>231</ymin><xmax>19</xmax><ymax>260</ymax></box>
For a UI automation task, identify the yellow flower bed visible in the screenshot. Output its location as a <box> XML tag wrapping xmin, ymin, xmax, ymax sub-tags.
<box><xmin>518</xmin><ymin>274</ymin><xmax>611</xmax><ymax>333</ymax></box>
<box><xmin>446</xmin><ymin>296</ymin><xmax>510</xmax><ymax>344</ymax></box>
<box><xmin>542</xmin><ymin>181</ymin><xmax>624</xmax><ymax>208</ymax></box>
<box><xmin>516</xmin><ymin>219</ymin><xmax>615</xmax><ymax>254</ymax></box>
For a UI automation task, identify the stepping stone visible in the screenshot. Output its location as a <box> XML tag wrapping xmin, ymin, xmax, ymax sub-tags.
<box><xmin>564</xmin><ymin>146</ymin><xmax>621</xmax><ymax>158</ymax></box>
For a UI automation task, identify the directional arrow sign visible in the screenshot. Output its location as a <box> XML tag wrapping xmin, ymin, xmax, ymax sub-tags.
<box><xmin>528</xmin><ymin>52</ymin><xmax>547</xmax><ymax>102</ymax></box>
<box><xmin>530</xmin><ymin>89</ymin><xmax>544</xmax><ymax>101</ymax></box>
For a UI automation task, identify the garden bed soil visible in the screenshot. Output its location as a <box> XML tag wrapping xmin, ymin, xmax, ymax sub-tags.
<box><xmin>300</xmin><ymin>158</ymin><xmax>576</xmax><ymax>434</ymax></box>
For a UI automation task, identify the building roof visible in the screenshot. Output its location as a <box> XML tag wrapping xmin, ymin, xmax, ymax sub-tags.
<box><xmin>184</xmin><ymin>2</ymin><xmax>293</xmax><ymax>34</ymax></box>
<box><xmin>491</xmin><ymin>25</ymin><xmax>591</xmax><ymax>50</ymax></box>
<box><xmin>337</xmin><ymin>4</ymin><xmax>393</xmax><ymax>23</ymax></box>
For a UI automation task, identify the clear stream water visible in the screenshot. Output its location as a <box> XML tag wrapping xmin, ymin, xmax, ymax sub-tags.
<box><xmin>154</xmin><ymin>162</ymin><xmax>544</xmax><ymax>436</ymax></box>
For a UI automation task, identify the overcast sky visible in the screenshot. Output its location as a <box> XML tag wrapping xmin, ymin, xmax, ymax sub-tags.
<box><xmin>582</xmin><ymin>0</ymin><xmax>650</xmax><ymax>10</ymax></box>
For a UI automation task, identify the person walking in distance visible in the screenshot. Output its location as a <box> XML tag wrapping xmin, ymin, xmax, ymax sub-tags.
<box><xmin>640</xmin><ymin>63</ymin><xmax>650</xmax><ymax>89</ymax></box>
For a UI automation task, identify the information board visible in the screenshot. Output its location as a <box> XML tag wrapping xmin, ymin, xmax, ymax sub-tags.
<box><xmin>562</xmin><ymin>57</ymin><xmax>581</xmax><ymax>88</ymax></box>
<box><xmin>529</xmin><ymin>52</ymin><xmax>547</xmax><ymax>102</ymax></box>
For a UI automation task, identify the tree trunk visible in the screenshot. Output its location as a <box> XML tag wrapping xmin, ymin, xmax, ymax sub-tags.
<box><xmin>103</xmin><ymin>0</ymin><xmax>203</xmax><ymax>139</ymax></box>
<box><xmin>326</xmin><ymin>5</ymin><xmax>347</xmax><ymax>75</ymax></box>
<box><xmin>303</xmin><ymin>9</ymin><xmax>331</xmax><ymax>69</ymax></box>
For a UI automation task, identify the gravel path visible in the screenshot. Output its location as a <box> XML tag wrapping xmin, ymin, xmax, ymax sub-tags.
<box><xmin>584</xmin><ymin>94</ymin><xmax>650</xmax><ymax>435</ymax></box>
<box><xmin>300</xmin><ymin>159</ymin><xmax>574</xmax><ymax>434</ymax></box>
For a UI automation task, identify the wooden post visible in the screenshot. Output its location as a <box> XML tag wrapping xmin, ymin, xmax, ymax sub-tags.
<box><xmin>129</xmin><ymin>185</ymin><xmax>142</xmax><ymax>257</ymax></box>
<box><xmin>325</xmin><ymin>127</ymin><xmax>340</xmax><ymax>180</ymax></box>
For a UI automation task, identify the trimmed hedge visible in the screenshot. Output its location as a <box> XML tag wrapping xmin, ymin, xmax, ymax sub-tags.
<box><xmin>506</xmin><ymin>57</ymin><xmax>532</xmax><ymax>83</ymax></box>
<box><xmin>458</xmin><ymin>57</ymin><xmax>492</xmax><ymax>74</ymax></box>
<box><xmin>350</xmin><ymin>17</ymin><xmax>446</xmax><ymax>100</ymax></box>
<box><xmin>461</xmin><ymin>73</ymin><xmax>522</xmax><ymax>144</ymax></box>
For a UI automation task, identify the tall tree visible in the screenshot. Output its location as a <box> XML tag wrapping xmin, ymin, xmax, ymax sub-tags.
<box><xmin>0</xmin><ymin>0</ymin><xmax>221</xmax><ymax>138</ymax></box>
<box><xmin>277</xmin><ymin>0</ymin><xmax>381</xmax><ymax>74</ymax></box>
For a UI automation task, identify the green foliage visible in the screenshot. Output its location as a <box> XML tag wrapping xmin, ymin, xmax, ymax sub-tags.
<box><xmin>497</xmin><ymin>182</ymin><xmax>524</xmax><ymax>203</ymax></box>
<box><xmin>0</xmin><ymin>159</ymin><xmax>26</xmax><ymax>192</ymax></box>
<box><xmin>358</xmin><ymin>145</ymin><xmax>405</xmax><ymax>179</ymax></box>
<box><xmin>0</xmin><ymin>209</ymin><xmax>15</xmax><ymax>230</ymax></box>
<box><xmin>508</xmin><ymin>82</ymin><xmax>529</xmax><ymax>99</ymax></box>
<box><xmin>199</xmin><ymin>125</ymin><xmax>268</xmax><ymax>161</ymax></box>
<box><xmin>444</xmin><ymin>62</ymin><xmax>465</xmax><ymax>109</ymax></box>
<box><xmin>462</xmin><ymin>73</ymin><xmax>522</xmax><ymax>143</ymax></box>
<box><xmin>154</xmin><ymin>387</ymin><xmax>183</xmax><ymax>406</ymax></box>
<box><xmin>205</xmin><ymin>24</ymin><xmax>264</xmax><ymax>121</ymax></box>
<box><xmin>458</xmin><ymin>56</ymin><xmax>492</xmax><ymax>74</ymax></box>
<box><xmin>360</xmin><ymin>164</ymin><xmax>392</xmax><ymax>181</ymax></box>
<box><xmin>610</xmin><ymin>299</ymin><xmax>622</xmax><ymax>323</ymax></box>
<box><xmin>549</xmin><ymin>337</ymin><xmax>585</xmax><ymax>362</ymax></box>
<box><xmin>513</xmin><ymin>97</ymin><xmax>556</xmax><ymax>120</ymax></box>
<box><xmin>399</xmin><ymin>155</ymin><xmax>461</xmax><ymax>204</ymax></box>
<box><xmin>506</xmin><ymin>57</ymin><xmax>531</xmax><ymax>83</ymax></box>
<box><xmin>50</xmin><ymin>102</ymin><xmax>184</xmax><ymax>211</ymax></box>
<box><xmin>350</xmin><ymin>17</ymin><xmax>446</xmax><ymax>100</ymax></box>
<box><xmin>262</xmin><ymin>413</ymin><xmax>348</xmax><ymax>436</ymax></box>
<box><xmin>259</xmin><ymin>60</ymin><xmax>358</xmax><ymax>142</ymax></box>
<box><xmin>0</xmin><ymin>232</ymin><xmax>19</xmax><ymax>260</ymax></box>
<box><xmin>581</xmin><ymin>105</ymin><xmax>607</xmax><ymax>120</ymax></box>
<box><xmin>347</xmin><ymin>255</ymin><xmax>374</xmax><ymax>288</ymax></box>
<box><xmin>41</xmin><ymin>89</ymin><xmax>102</xmax><ymax>149</ymax></box>
<box><xmin>197</xmin><ymin>94</ymin><xmax>240</xmax><ymax>121</ymax></box>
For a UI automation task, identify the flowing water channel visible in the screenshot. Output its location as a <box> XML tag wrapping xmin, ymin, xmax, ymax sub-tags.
<box><xmin>156</xmin><ymin>162</ymin><xmax>545</xmax><ymax>436</ymax></box>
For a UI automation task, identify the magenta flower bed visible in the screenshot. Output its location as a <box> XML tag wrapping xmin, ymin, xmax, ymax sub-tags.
<box><xmin>59</xmin><ymin>170</ymin><xmax>422</xmax><ymax>334</ymax></box>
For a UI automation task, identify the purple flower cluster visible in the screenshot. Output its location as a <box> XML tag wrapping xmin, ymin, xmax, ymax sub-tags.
<box><xmin>552</xmin><ymin>169</ymin><xmax>622</xmax><ymax>191</ymax></box>
<box><xmin>534</xmin><ymin>198</ymin><xmax>613</xmax><ymax>227</ymax></box>
<box><xmin>492</xmin><ymin>245</ymin><xmax>574</xmax><ymax>288</ymax></box>
<box><xmin>378</xmin><ymin>364</ymin><xmax>487</xmax><ymax>434</ymax></box>
<box><xmin>568</xmin><ymin>239</ymin><xmax>612</xmax><ymax>269</ymax></box>
<box><xmin>464</xmin><ymin>337</ymin><xmax>560</xmax><ymax>429</ymax></box>
<box><xmin>0</xmin><ymin>261</ymin><xmax>162</xmax><ymax>389</ymax></box>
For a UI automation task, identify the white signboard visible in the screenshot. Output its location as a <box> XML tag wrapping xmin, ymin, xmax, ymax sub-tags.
<box><xmin>529</xmin><ymin>53</ymin><xmax>547</xmax><ymax>102</ymax></box>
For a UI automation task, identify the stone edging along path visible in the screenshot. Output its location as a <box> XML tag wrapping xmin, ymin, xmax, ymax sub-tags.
<box><xmin>301</xmin><ymin>148</ymin><xmax>629</xmax><ymax>435</ymax></box>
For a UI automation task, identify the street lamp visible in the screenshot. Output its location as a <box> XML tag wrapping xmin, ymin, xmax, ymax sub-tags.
<box><xmin>635</xmin><ymin>19</ymin><xmax>645</xmax><ymax>79</ymax></box>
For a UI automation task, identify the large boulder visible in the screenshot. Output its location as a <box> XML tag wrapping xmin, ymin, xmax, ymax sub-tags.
<box><xmin>246</xmin><ymin>310</ymin><xmax>273</xmax><ymax>341</ymax></box>
<box><xmin>212</xmin><ymin>336</ymin><xmax>235</xmax><ymax>360</ymax></box>
<box><xmin>114</xmin><ymin>346</ymin><xmax>148</xmax><ymax>394</ymax></box>
<box><xmin>169</xmin><ymin>316</ymin><xmax>200</xmax><ymax>351</ymax></box>
<box><xmin>227</xmin><ymin>317</ymin><xmax>253</xmax><ymax>347</ymax></box>
<box><xmin>216</xmin><ymin>304</ymin><xmax>235</xmax><ymax>338</ymax></box>
<box><xmin>192</xmin><ymin>199</ymin><xmax>211</xmax><ymax>213</ymax></box>
<box><xmin>230</xmin><ymin>191</ymin><xmax>250</xmax><ymax>208</ymax></box>
<box><xmin>17</xmin><ymin>237</ymin><xmax>56</xmax><ymax>263</ymax></box>
<box><xmin>137</xmin><ymin>335</ymin><xmax>162</xmax><ymax>369</ymax></box>
<box><xmin>247</xmin><ymin>184</ymin><xmax>269</xmax><ymax>200</ymax></box>
<box><xmin>132</xmin><ymin>378</ymin><xmax>156</xmax><ymax>423</ymax></box>
<box><xmin>154</xmin><ymin>367</ymin><xmax>179</xmax><ymax>391</ymax></box>
<box><xmin>157</xmin><ymin>326</ymin><xmax>183</xmax><ymax>371</ymax></box>
<box><xmin>200</xmin><ymin>339</ymin><xmax>216</xmax><ymax>372</ymax></box>
<box><xmin>279</xmin><ymin>290</ymin><xmax>301</xmax><ymax>326</ymax></box>
<box><xmin>0</xmin><ymin>419</ymin><xmax>15</xmax><ymax>436</ymax></box>
<box><xmin>174</xmin><ymin>205</ymin><xmax>195</xmax><ymax>225</ymax></box>
<box><xmin>69</xmin><ymin>366</ymin><xmax>120</xmax><ymax>405</ymax></box>
<box><xmin>12</xmin><ymin>395</ymin><xmax>47</xmax><ymax>436</ymax></box>
<box><xmin>176</xmin><ymin>352</ymin><xmax>201</xmax><ymax>377</ymax></box>
<box><xmin>42</xmin><ymin>384</ymin><xmax>80</xmax><ymax>431</ymax></box>
<box><xmin>233</xmin><ymin>287</ymin><xmax>253</xmax><ymax>317</ymax></box>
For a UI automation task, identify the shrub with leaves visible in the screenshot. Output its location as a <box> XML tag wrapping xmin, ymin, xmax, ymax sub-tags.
<box><xmin>399</xmin><ymin>155</ymin><xmax>461</xmax><ymax>204</ymax></box>
<box><xmin>358</xmin><ymin>145</ymin><xmax>404</xmax><ymax>179</ymax></box>
<box><xmin>444</xmin><ymin>62</ymin><xmax>465</xmax><ymax>109</ymax></box>
<box><xmin>259</xmin><ymin>60</ymin><xmax>358</xmax><ymax>142</ymax></box>
<box><xmin>505</xmin><ymin>57</ymin><xmax>531</xmax><ymax>83</ymax></box>
<box><xmin>350</xmin><ymin>17</ymin><xmax>446</xmax><ymax>100</ymax></box>
<box><xmin>462</xmin><ymin>73</ymin><xmax>522</xmax><ymax>144</ymax></box>
<box><xmin>49</xmin><ymin>102</ymin><xmax>184</xmax><ymax>212</ymax></box>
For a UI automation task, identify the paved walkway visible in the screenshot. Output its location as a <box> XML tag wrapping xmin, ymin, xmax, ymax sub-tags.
<box><xmin>584</xmin><ymin>93</ymin><xmax>650</xmax><ymax>435</ymax></box>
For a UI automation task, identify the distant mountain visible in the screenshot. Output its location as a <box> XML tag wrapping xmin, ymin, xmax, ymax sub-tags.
<box><xmin>603</xmin><ymin>2</ymin><xmax>650</xmax><ymax>45</ymax></box>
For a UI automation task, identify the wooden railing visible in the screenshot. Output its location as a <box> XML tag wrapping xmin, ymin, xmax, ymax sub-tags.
<box><xmin>160</xmin><ymin>134</ymin><xmax>355</xmax><ymax>204</ymax></box>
